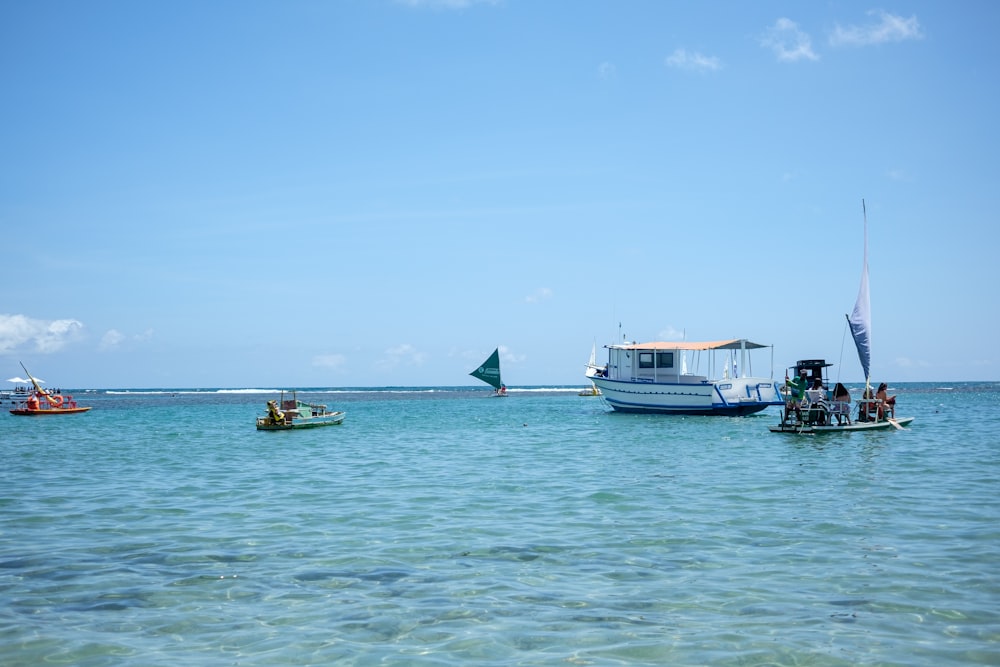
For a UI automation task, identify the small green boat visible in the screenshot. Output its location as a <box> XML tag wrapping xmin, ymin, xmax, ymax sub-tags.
<box><xmin>256</xmin><ymin>391</ymin><xmax>345</xmax><ymax>430</ymax></box>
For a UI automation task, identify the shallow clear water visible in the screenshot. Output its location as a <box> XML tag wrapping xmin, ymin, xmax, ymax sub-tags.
<box><xmin>2</xmin><ymin>384</ymin><xmax>998</xmax><ymax>665</ymax></box>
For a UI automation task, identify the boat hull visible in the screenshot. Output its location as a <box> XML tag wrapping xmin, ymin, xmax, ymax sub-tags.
<box><xmin>769</xmin><ymin>415</ymin><xmax>914</xmax><ymax>434</ymax></box>
<box><xmin>10</xmin><ymin>406</ymin><xmax>92</xmax><ymax>416</ymax></box>
<box><xmin>256</xmin><ymin>412</ymin><xmax>346</xmax><ymax>430</ymax></box>
<box><xmin>591</xmin><ymin>376</ymin><xmax>781</xmax><ymax>416</ymax></box>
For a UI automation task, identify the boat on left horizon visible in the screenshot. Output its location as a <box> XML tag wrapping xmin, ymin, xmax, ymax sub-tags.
<box><xmin>1</xmin><ymin>379</ymin><xmax>32</xmax><ymax>407</ymax></box>
<box><xmin>9</xmin><ymin>363</ymin><xmax>91</xmax><ymax>416</ymax></box>
<box><xmin>256</xmin><ymin>391</ymin><xmax>346</xmax><ymax>430</ymax></box>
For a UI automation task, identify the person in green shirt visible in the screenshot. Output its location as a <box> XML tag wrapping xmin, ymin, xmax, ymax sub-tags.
<box><xmin>785</xmin><ymin>369</ymin><xmax>809</xmax><ymax>422</ymax></box>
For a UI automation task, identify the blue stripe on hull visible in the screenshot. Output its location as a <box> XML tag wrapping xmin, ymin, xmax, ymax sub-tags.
<box><xmin>604</xmin><ymin>401</ymin><xmax>771</xmax><ymax>416</ymax></box>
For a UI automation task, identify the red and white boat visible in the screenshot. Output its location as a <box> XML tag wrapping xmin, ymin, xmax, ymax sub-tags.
<box><xmin>9</xmin><ymin>363</ymin><xmax>91</xmax><ymax>416</ymax></box>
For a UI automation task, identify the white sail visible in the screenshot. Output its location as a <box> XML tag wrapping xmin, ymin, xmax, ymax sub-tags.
<box><xmin>847</xmin><ymin>201</ymin><xmax>872</xmax><ymax>382</ymax></box>
<box><xmin>585</xmin><ymin>342</ymin><xmax>599</xmax><ymax>378</ymax></box>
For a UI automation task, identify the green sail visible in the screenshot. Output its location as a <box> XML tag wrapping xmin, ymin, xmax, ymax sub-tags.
<box><xmin>470</xmin><ymin>348</ymin><xmax>503</xmax><ymax>390</ymax></box>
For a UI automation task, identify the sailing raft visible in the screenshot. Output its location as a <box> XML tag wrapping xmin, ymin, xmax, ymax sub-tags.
<box><xmin>470</xmin><ymin>348</ymin><xmax>507</xmax><ymax>396</ymax></box>
<box><xmin>771</xmin><ymin>201</ymin><xmax>914</xmax><ymax>434</ymax></box>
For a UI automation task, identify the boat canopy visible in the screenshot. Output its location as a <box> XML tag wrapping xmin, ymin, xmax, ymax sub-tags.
<box><xmin>609</xmin><ymin>339</ymin><xmax>771</xmax><ymax>352</ymax></box>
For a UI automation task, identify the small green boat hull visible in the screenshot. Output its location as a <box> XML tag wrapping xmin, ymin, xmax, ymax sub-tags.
<box><xmin>256</xmin><ymin>412</ymin><xmax>346</xmax><ymax>431</ymax></box>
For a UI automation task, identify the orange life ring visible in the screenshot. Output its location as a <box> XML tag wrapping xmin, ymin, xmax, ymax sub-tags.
<box><xmin>47</xmin><ymin>394</ymin><xmax>64</xmax><ymax>407</ymax></box>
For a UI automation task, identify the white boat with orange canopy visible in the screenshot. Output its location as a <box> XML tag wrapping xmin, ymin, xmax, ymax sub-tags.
<box><xmin>588</xmin><ymin>337</ymin><xmax>782</xmax><ymax>415</ymax></box>
<box><xmin>8</xmin><ymin>363</ymin><xmax>91</xmax><ymax>416</ymax></box>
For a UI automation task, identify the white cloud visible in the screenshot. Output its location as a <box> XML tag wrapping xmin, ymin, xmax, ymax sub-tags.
<box><xmin>375</xmin><ymin>344</ymin><xmax>426</xmax><ymax>371</ymax></box>
<box><xmin>498</xmin><ymin>344</ymin><xmax>526</xmax><ymax>365</ymax></box>
<box><xmin>761</xmin><ymin>18</ymin><xmax>819</xmax><ymax>62</ymax></box>
<box><xmin>830</xmin><ymin>10</ymin><xmax>923</xmax><ymax>47</ymax></box>
<box><xmin>657</xmin><ymin>326</ymin><xmax>687</xmax><ymax>341</ymax></box>
<box><xmin>0</xmin><ymin>314</ymin><xmax>83</xmax><ymax>354</ymax></box>
<box><xmin>313</xmin><ymin>353</ymin><xmax>346</xmax><ymax>370</ymax></box>
<box><xmin>100</xmin><ymin>329</ymin><xmax>126</xmax><ymax>350</ymax></box>
<box><xmin>525</xmin><ymin>287</ymin><xmax>553</xmax><ymax>303</ymax></box>
<box><xmin>99</xmin><ymin>327</ymin><xmax>154</xmax><ymax>351</ymax></box>
<box><xmin>665</xmin><ymin>48</ymin><xmax>722</xmax><ymax>72</ymax></box>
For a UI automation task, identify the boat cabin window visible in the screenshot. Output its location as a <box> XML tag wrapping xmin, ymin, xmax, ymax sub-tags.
<box><xmin>638</xmin><ymin>352</ymin><xmax>674</xmax><ymax>369</ymax></box>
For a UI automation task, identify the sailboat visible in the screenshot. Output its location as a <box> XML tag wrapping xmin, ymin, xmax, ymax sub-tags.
<box><xmin>579</xmin><ymin>342</ymin><xmax>602</xmax><ymax>396</ymax></box>
<box><xmin>469</xmin><ymin>348</ymin><xmax>507</xmax><ymax>396</ymax></box>
<box><xmin>770</xmin><ymin>201</ymin><xmax>914</xmax><ymax>433</ymax></box>
<box><xmin>9</xmin><ymin>362</ymin><xmax>91</xmax><ymax>416</ymax></box>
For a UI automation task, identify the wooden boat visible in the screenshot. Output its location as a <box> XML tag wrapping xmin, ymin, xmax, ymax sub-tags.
<box><xmin>256</xmin><ymin>391</ymin><xmax>345</xmax><ymax>430</ymax></box>
<box><xmin>9</xmin><ymin>363</ymin><xmax>91</xmax><ymax>416</ymax></box>
<box><xmin>470</xmin><ymin>348</ymin><xmax>507</xmax><ymax>396</ymax></box>
<box><xmin>588</xmin><ymin>337</ymin><xmax>782</xmax><ymax>415</ymax></box>
<box><xmin>771</xmin><ymin>201</ymin><xmax>914</xmax><ymax>434</ymax></box>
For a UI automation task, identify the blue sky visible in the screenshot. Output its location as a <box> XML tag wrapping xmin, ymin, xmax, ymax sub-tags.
<box><xmin>2</xmin><ymin>1</ymin><xmax>997</xmax><ymax>388</ymax></box>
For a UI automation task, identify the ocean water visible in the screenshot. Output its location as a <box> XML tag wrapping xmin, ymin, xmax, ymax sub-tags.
<box><xmin>1</xmin><ymin>383</ymin><xmax>998</xmax><ymax>666</ymax></box>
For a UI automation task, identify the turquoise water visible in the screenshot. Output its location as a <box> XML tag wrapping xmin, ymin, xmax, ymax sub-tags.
<box><xmin>2</xmin><ymin>384</ymin><xmax>998</xmax><ymax>666</ymax></box>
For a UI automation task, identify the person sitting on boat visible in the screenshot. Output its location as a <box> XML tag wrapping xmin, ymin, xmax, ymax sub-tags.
<box><xmin>859</xmin><ymin>386</ymin><xmax>878</xmax><ymax>422</ymax></box>
<box><xmin>497</xmin><ymin>384</ymin><xmax>507</xmax><ymax>397</ymax></box>
<box><xmin>805</xmin><ymin>378</ymin><xmax>829</xmax><ymax>425</ymax></box>
<box><xmin>876</xmin><ymin>382</ymin><xmax>896</xmax><ymax>419</ymax></box>
<box><xmin>831</xmin><ymin>382</ymin><xmax>852</xmax><ymax>425</ymax></box>
<box><xmin>266</xmin><ymin>400</ymin><xmax>286</xmax><ymax>425</ymax></box>
<box><xmin>784</xmin><ymin>370</ymin><xmax>809</xmax><ymax>422</ymax></box>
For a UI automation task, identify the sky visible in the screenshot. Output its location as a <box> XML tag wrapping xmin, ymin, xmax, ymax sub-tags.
<box><xmin>2</xmin><ymin>1</ymin><xmax>998</xmax><ymax>389</ymax></box>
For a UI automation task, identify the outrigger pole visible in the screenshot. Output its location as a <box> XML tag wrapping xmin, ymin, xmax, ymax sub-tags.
<box><xmin>20</xmin><ymin>361</ymin><xmax>49</xmax><ymax>398</ymax></box>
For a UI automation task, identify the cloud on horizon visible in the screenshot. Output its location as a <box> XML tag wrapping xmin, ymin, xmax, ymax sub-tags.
<box><xmin>525</xmin><ymin>287</ymin><xmax>553</xmax><ymax>303</ymax></box>
<box><xmin>657</xmin><ymin>326</ymin><xmax>687</xmax><ymax>341</ymax></box>
<box><xmin>830</xmin><ymin>10</ymin><xmax>923</xmax><ymax>47</ymax></box>
<box><xmin>665</xmin><ymin>48</ymin><xmax>722</xmax><ymax>72</ymax></box>
<box><xmin>761</xmin><ymin>18</ymin><xmax>819</xmax><ymax>62</ymax></box>
<box><xmin>0</xmin><ymin>314</ymin><xmax>84</xmax><ymax>354</ymax></box>
<box><xmin>375</xmin><ymin>344</ymin><xmax>426</xmax><ymax>372</ymax></box>
<box><xmin>99</xmin><ymin>328</ymin><xmax>154</xmax><ymax>351</ymax></box>
<box><xmin>313</xmin><ymin>353</ymin><xmax>346</xmax><ymax>370</ymax></box>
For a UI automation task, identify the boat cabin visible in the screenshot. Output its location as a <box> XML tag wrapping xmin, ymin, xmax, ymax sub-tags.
<box><xmin>789</xmin><ymin>359</ymin><xmax>832</xmax><ymax>387</ymax></box>
<box><xmin>600</xmin><ymin>342</ymin><xmax>706</xmax><ymax>384</ymax></box>
<box><xmin>599</xmin><ymin>339</ymin><xmax>770</xmax><ymax>384</ymax></box>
